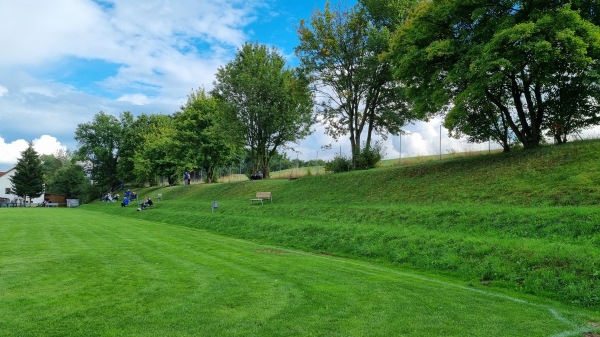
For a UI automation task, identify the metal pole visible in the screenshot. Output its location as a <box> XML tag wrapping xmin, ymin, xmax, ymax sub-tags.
<box><xmin>399</xmin><ymin>133</ymin><xmax>402</xmax><ymax>161</ymax></box>
<box><xmin>439</xmin><ymin>124</ymin><xmax>442</xmax><ymax>160</ymax></box>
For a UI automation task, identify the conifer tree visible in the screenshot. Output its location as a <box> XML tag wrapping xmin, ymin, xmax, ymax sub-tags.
<box><xmin>10</xmin><ymin>143</ymin><xmax>45</xmax><ymax>205</ymax></box>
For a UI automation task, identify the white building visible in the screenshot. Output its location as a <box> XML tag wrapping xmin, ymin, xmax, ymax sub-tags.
<box><xmin>0</xmin><ymin>168</ymin><xmax>45</xmax><ymax>204</ymax></box>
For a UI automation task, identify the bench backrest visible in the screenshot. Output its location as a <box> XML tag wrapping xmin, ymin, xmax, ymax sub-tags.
<box><xmin>256</xmin><ymin>192</ymin><xmax>272</xmax><ymax>200</ymax></box>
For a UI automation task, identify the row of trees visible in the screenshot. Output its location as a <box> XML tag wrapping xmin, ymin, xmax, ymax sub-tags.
<box><xmin>377</xmin><ymin>0</ymin><xmax>599</xmax><ymax>150</ymax></box>
<box><xmin>75</xmin><ymin>43</ymin><xmax>314</xmax><ymax>192</ymax></box>
<box><xmin>74</xmin><ymin>0</ymin><xmax>600</xmax><ymax>191</ymax></box>
<box><xmin>297</xmin><ymin>0</ymin><xmax>599</xmax><ymax>155</ymax></box>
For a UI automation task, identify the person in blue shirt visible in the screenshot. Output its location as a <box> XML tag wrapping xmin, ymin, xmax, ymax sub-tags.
<box><xmin>121</xmin><ymin>196</ymin><xmax>130</xmax><ymax>207</ymax></box>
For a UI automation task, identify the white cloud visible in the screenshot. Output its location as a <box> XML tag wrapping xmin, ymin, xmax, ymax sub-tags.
<box><xmin>32</xmin><ymin>135</ymin><xmax>67</xmax><ymax>156</ymax></box>
<box><xmin>21</xmin><ymin>86</ymin><xmax>56</xmax><ymax>97</ymax></box>
<box><xmin>0</xmin><ymin>138</ymin><xmax>29</xmax><ymax>167</ymax></box>
<box><xmin>0</xmin><ymin>0</ymin><xmax>267</xmax><ymax>149</ymax></box>
<box><xmin>0</xmin><ymin>135</ymin><xmax>66</xmax><ymax>171</ymax></box>
<box><xmin>117</xmin><ymin>94</ymin><xmax>149</xmax><ymax>106</ymax></box>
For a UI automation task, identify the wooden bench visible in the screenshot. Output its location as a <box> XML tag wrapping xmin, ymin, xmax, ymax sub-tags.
<box><xmin>46</xmin><ymin>203</ymin><xmax>59</xmax><ymax>207</ymax></box>
<box><xmin>250</xmin><ymin>192</ymin><xmax>272</xmax><ymax>204</ymax></box>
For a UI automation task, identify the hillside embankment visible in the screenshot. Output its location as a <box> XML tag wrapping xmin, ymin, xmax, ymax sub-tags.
<box><xmin>87</xmin><ymin>139</ymin><xmax>600</xmax><ymax>310</ymax></box>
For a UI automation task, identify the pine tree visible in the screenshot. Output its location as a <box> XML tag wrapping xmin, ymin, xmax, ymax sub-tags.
<box><xmin>10</xmin><ymin>143</ymin><xmax>45</xmax><ymax>205</ymax></box>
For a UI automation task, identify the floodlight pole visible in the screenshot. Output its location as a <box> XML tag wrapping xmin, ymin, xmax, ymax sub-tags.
<box><xmin>439</xmin><ymin>124</ymin><xmax>442</xmax><ymax>160</ymax></box>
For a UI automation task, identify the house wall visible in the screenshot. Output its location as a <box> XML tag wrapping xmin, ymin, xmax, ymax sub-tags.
<box><xmin>0</xmin><ymin>168</ymin><xmax>45</xmax><ymax>204</ymax></box>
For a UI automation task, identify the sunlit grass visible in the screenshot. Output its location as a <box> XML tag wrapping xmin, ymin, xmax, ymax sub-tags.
<box><xmin>1</xmin><ymin>209</ymin><xmax>597</xmax><ymax>336</ymax></box>
<box><xmin>94</xmin><ymin>139</ymin><xmax>600</xmax><ymax>311</ymax></box>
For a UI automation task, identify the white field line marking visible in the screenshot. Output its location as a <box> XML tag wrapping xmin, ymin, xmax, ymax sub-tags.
<box><xmin>256</xmin><ymin>242</ymin><xmax>595</xmax><ymax>337</ymax></box>
<box><xmin>167</xmin><ymin>226</ymin><xmax>596</xmax><ymax>337</ymax></box>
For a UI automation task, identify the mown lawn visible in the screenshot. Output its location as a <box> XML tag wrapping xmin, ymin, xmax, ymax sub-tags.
<box><xmin>1</xmin><ymin>208</ymin><xmax>598</xmax><ymax>336</ymax></box>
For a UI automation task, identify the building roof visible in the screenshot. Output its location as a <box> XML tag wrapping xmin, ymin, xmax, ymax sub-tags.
<box><xmin>0</xmin><ymin>168</ymin><xmax>15</xmax><ymax>178</ymax></box>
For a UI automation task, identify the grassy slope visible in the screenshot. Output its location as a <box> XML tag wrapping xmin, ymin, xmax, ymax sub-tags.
<box><xmin>3</xmin><ymin>210</ymin><xmax>594</xmax><ymax>337</ymax></box>
<box><xmin>88</xmin><ymin>139</ymin><xmax>600</xmax><ymax>310</ymax></box>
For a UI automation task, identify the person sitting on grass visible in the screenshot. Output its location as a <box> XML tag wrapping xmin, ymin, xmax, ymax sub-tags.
<box><xmin>121</xmin><ymin>196</ymin><xmax>129</xmax><ymax>207</ymax></box>
<box><xmin>141</xmin><ymin>197</ymin><xmax>153</xmax><ymax>210</ymax></box>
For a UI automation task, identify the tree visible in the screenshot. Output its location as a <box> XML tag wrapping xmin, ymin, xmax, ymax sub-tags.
<box><xmin>543</xmin><ymin>63</ymin><xmax>600</xmax><ymax>143</ymax></box>
<box><xmin>132</xmin><ymin>114</ymin><xmax>180</xmax><ymax>186</ymax></box>
<box><xmin>75</xmin><ymin>112</ymin><xmax>122</xmax><ymax>191</ymax></box>
<box><xmin>41</xmin><ymin>151</ymin><xmax>89</xmax><ymax>198</ymax></box>
<box><xmin>48</xmin><ymin>164</ymin><xmax>88</xmax><ymax>198</ymax></box>
<box><xmin>296</xmin><ymin>1</ymin><xmax>413</xmax><ymax>168</ymax></box>
<box><xmin>10</xmin><ymin>143</ymin><xmax>44</xmax><ymax>205</ymax></box>
<box><xmin>212</xmin><ymin>42</ymin><xmax>314</xmax><ymax>178</ymax></box>
<box><xmin>444</xmin><ymin>90</ymin><xmax>515</xmax><ymax>152</ymax></box>
<box><xmin>391</xmin><ymin>1</ymin><xmax>600</xmax><ymax>149</ymax></box>
<box><xmin>174</xmin><ymin>89</ymin><xmax>241</xmax><ymax>183</ymax></box>
<box><xmin>116</xmin><ymin>111</ymin><xmax>141</xmax><ymax>183</ymax></box>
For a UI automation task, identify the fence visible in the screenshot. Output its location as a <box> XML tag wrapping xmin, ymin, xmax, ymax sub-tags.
<box><xmin>188</xmin><ymin>123</ymin><xmax>600</xmax><ymax>183</ymax></box>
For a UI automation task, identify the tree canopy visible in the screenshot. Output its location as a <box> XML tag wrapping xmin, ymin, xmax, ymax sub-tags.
<box><xmin>212</xmin><ymin>42</ymin><xmax>314</xmax><ymax>177</ymax></box>
<box><xmin>174</xmin><ymin>88</ymin><xmax>241</xmax><ymax>183</ymax></box>
<box><xmin>75</xmin><ymin>112</ymin><xmax>122</xmax><ymax>191</ymax></box>
<box><xmin>10</xmin><ymin>143</ymin><xmax>44</xmax><ymax>203</ymax></box>
<box><xmin>391</xmin><ymin>0</ymin><xmax>600</xmax><ymax>149</ymax></box>
<box><xmin>42</xmin><ymin>151</ymin><xmax>89</xmax><ymax>199</ymax></box>
<box><xmin>296</xmin><ymin>1</ymin><xmax>413</xmax><ymax>167</ymax></box>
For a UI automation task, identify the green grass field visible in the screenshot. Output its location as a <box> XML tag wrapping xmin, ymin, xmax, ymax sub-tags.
<box><xmin>1</xmin><ymin>209</ymin><xmax>597</xmax><ymax>336</ymax></box>
<box><xmin>3</xmin><ymin>139</ymin><xmax>600</xmax><ymax>336</ymax></box>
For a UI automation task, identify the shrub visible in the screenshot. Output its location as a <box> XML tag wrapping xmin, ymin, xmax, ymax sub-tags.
<box><xmin>325</xmin><ymin>155</ymin><xmax>352</xmax><ymax>173</ymax></box>
<box><xmin>355</xmin><ymin>141</ymin><xmax>385</xmax><ymax>170</ymax></box>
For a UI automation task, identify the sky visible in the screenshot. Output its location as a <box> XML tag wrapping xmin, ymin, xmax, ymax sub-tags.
<box><xmin>0</xmin><ymin>0</ymin><xmax>500</xmax><ymax>172</ymax></box>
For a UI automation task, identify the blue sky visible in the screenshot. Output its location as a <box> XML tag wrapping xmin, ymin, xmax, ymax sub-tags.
<box><xmin>0</xmin><ymin>0</ymin><xmax>493</xmax><ymax>171</ymax></box>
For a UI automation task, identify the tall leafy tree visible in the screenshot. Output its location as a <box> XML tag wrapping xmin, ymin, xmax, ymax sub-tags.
<box><xmin>444</xmin><ymin>93</ymin><xmax>515</xmax><ymax>152</ymax></box>
<box><xmin>132</xmin><ymin>114</ymin><xmax>180</xmax><ymax>186</ymax></box>
<box><xmin>174</xmin><ymin>88</ymin><xmax>241</xmax><ymax>183</ymax></box>
<box><xmin>116</xmin><ymin>111</ymin><xmax>141</xmax><ymax>183</ymax></box>
<box><xmin>75</xmin><ymin>112</ymin><xmax>122</xmax><ymax>191</ymax></box>
<box><xmin>212</xmin><ymin>42</ymin><xmax>314</xmax><ymax>178</ymax></box>
<box><xmin>10</xmin><ymin>143</ymin><xmax>44</xmax><ymax>204</ymax></box>
<box><xmin>391</xmin><ymin>1</ymin><xmax>600</xmax><ymax>149</ymax></box>
<box><xmin>41</xmin><ymin>151</ymin><xmax>89</xmax><ymax>198</ymax></box>
<box><xmin>48</xmin><ymin>164</ymin><xmax>88</xmax><ymax>198</ymax></box>
<box><xmin>296</xmin><ymin>1</ymin><xmax>413</xmax><ymax>167</ymax></box>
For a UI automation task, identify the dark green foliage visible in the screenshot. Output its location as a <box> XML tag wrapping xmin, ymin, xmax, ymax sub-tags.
<box><xmin>74</xmin><ymin>112</ymin><xmax>122</xmax><ymax>191</ymax></box>
<box><xmin>117</xmin><ymin>111</ymin><xmax>141</xmax><ymax>183</ymax></box>
<box><xmin>174</xmin><ymin>89</ymin><xmax>240</xmax><ymax>184</ymax></box>
<box><xmin>42</xmin><ymin>151</ymin><xmax>90</xmax><ymax>199</ymax></box>
<box><xmin>326</xmin><ymin>142</ymin><xmax>384</xmax><ymax>172</ymax></box>
<box><xmin>354</xmin><ymin>142</ymin><xmax>384</xmax><ymax>169</ymax></box>
<box><xmin>391</xmin><ymin>0</ymin><xmax>600</xmax><ymax>149</ymax></box>
<box><xmin>48</xmin><ymin>164</ymin><xmax>88</xmax><ymax>198</ymax></box>
<box><xmin>324</xmin><ymin>154</ymin><xmax>352</xmax><ymax>173</ymax></box>
<box><xmin>212</xmin><ymin>42</ymin><xmax>314</xmax><ymax>178</ymax></box>
<box><xmin>10</xmin><ymin>143</ymin><xmax>44</xmax><ymax>202</ymax></box>
<box><xmin>296</xmin><ymin>2</ymin><xmax>413</xmax><ymax>167</ymax></box>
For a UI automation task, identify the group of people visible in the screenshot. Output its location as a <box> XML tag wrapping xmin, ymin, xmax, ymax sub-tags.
<box><xmin>103</xmin><ymin>192</ymin><xmax>120</xmax><ymax>203</ymax></box>
<box><xmin>103</xmin><ymin>187</ymin><xmax>154</xmax><ymax>211</ymax></box>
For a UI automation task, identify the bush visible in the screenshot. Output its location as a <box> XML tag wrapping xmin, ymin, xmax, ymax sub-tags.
<box><xmin>355</xmin><ymin>142</ymin><xmax>385</xmax><ymax>170</ymax></box>
<box><xmin>325</xmin><ymin>155</ymin><xmax>352</xmax><ymax>173</ymax></box>
<box><xmin>325</xmin><ymin>142</ymin><xmax>385</xmax><ymax>173</ymax></box>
